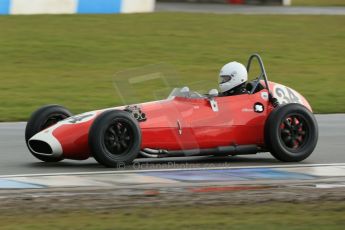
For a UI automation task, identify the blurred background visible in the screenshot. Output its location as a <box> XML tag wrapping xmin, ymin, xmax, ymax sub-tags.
<box><xmin>0</xmin><ymin>0</ymin><xmax>344</xmax><ymax>121</ymax></box>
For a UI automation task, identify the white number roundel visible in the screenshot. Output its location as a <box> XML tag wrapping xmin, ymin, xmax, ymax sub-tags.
<box><xmin>273</xmin><ymin>84</ymin><xmax>302</xmax><ymax>105</ymax></box>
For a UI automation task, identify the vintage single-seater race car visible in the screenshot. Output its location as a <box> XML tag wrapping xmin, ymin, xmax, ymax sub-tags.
<box><xmin>25</xmin><ymin>54</ymin><xmax>318</xmax><ymax>167</ymax></box>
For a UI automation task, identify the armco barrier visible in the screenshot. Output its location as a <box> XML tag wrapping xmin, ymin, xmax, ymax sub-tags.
<box><xmin>0</xmin><ymin>0</ymin><xmax>156</xmax><ymax>15</ymax></box>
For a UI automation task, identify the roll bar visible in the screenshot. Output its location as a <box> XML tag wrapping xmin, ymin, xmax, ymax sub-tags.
<box><xmin>246</xmin><ymin>54</ymin><xmax>279</xmax><ymax>107</ymax></box>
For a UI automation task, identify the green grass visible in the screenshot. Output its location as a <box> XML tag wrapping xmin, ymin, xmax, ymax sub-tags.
<box><xmin>1</xmin><ymin>202</ymin><xmax>345</xmax><ymax>230</ymax></box>
<box><xmin>292</xmin><ymin>0</ymin><xmax>345</xmax><ymax>6</ymax></box>
<box><xmin>0</xmin><ymin>13</ymin><xmax>344</xmax><ymax>121</ymax></box>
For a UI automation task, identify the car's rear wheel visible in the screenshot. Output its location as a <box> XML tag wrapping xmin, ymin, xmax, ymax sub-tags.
<box><xmin>265</xmin><ymin>103</ymin><xmax>318</xmax><ymax>162</ymax></box>
<box><xmin>25</xmin><ymin>105</ymin><xmax>72</xmax><ymax>162</ymax></box>
<box><xmin>88</xmin><ymin>110</ymin><xmax>141</xmax><ymax>167</ymax></box>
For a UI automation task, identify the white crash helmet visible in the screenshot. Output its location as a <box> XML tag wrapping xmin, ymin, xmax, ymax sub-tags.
<box><xmin>219</xmin><ymin>61</ymin><xmax>248</xmax><ymax>93</ymax></box>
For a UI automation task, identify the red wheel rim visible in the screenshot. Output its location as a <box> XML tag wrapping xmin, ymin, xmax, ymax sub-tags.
<box><xmin>279</xmin><ymin>114</ymin><xmax>308</xmax><ymax>150</ymax></box>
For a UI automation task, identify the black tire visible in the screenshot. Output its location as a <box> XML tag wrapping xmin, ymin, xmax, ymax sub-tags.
<box><xmin>25</xmin><ymin>105</ymin><xmax>73</xmax><ymax>162</ymax></box>
<box><xmin>265</xmin><ymin>103</ymin><xmax>318</xmax><ymax>162</ymax></box>
<box><xmin>89</xmin><ymin>110</ymin><xmax>141</xmax><ymax>167</ymax></box>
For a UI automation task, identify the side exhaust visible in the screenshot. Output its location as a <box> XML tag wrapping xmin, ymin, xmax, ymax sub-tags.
<box><xmin>140</xmin><ymin>145</ymin><xmax>259</xmax><ymax>158</ymax></box>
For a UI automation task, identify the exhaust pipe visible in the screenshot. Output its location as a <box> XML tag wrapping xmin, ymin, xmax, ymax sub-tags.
<box><xmin>140</xmin><ymin>145</ymin><xmax>258</xmax><ymax>158</ymax></box>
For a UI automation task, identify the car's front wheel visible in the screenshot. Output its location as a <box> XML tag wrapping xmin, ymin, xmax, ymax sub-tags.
<box><xmin>88</xmin><ymin>110</ymin><xmax>141</xmax><ymax>167</ymax></box>
<box><xmin>265</xmin><ymin>103</ymin><xmax>318</xmax><ymax>162</ymax></box>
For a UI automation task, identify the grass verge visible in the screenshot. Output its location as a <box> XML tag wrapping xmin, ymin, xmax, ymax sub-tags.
<box><xmin>292</xmin><ymin>0</ymin><xmax>345</xmax><ymax>6</ymax></box>
<box><xmin>0</xmin><ymin>202</ymin><xmax>345</xmax><ymax>230</ymax></box>
<box><xmin>0</xmin><ymin>13</ymin><xmax>344</xmax><ymax>121</ymax></box>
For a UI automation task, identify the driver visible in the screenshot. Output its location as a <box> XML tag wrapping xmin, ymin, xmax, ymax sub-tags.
<box><xmin>218</xmin><ymin>61</ymin><xmax>248</xmax><ymax>96</ymax></box>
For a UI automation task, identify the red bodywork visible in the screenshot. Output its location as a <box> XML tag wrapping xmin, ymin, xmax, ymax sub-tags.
<box><xmin>41</xmin><ymin>82</ymin><xmax>311</xmax><ymax>160</ymax></box>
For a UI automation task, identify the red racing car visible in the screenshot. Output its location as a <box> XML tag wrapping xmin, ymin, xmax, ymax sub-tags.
<box><xmin>25</xmin><ymin>54</ymin><xmax>318</xmax><ymax>167</ymax></box>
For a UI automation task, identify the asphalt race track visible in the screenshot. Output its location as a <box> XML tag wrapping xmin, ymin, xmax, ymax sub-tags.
<box><xmin>0</xmin><ymin>114</ymin><xmax>343</xmax><ymax>176</ymax></box>
<box><xmin>156</xmin><ymin>3</ymin><xmax>345</xmax><ymax>15</ymax></box>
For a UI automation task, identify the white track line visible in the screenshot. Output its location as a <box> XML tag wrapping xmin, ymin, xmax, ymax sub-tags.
<box><xmin>1</xmin><ymin>163</ymin><xmax>345</xmax><ymax>178</ymax></box>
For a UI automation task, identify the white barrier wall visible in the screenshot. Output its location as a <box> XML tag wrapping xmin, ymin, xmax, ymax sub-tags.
<box><xmin>122</xmin><ymin>0</ymin><xmax>155</xmax><ymax>13</ymax></box>
<box><xmin>0</xmin><ymin>0</ymin><xmax>156</xmax><ymax>15</ymax></box>
<box><xmin>283</xmin><ymin>0</ymin><xmax>291</xmax><ymax>6</ymax></box>
<box><xmin>11</xmin><ymin>0</ymin><xmax>77</xmax><ymax>14</ymax></box>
